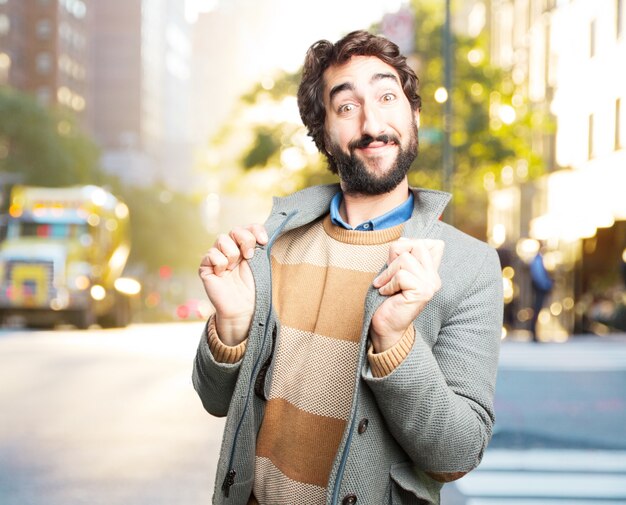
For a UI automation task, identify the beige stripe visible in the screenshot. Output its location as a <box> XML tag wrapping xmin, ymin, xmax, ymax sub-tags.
<box><xmin>256</xmin><ymin>398</ymin><xmax>345</xmax><ymax>488</ymax></box>
<box><xmin>268</xmin><ymin>326</ymin><xmax>360</xmax><ymax>420</ymax></box>
<box><xmin>271</xmin><ymin>219</ymin><xmax>394</xmax><ymax>273</ymax></box>
<box><xmin>253</xmin><ymin>457</ymin><xmax>327</xmax><ymax>505</ymax></box>
<box><xmin>272</xmin><ymin>259</ymin><xmax>376</xmax><ymax>342</ymax></box>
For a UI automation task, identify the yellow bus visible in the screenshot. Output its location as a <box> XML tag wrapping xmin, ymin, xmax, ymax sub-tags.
<box><xmin>0</xmin><ymin>185</ymin><xmax>140</xmax><ymax>328</ymax></box>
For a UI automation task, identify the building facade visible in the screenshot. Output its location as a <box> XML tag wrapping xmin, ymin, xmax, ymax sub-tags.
<box><xmin>0</xmin><ymin>0</ymin><xmax>195</xmax><ymax>190</ymax></box>
<box><xmin>0</xmin><ymin>0</ymin><xmax>91</xmax><ymax>122</ymax></box>
<box><xmin>488</xmin><ymin>0</ymin><xmax>626</xmax><ymax>338</ymax></box>
<box><xmin>92</xmin><ymin>0</ymin><xmax>194</xmax><ymax>189</ymax></box>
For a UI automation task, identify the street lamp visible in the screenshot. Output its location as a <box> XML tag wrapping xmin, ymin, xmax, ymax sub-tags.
<box><xmin>442</xmin><ymin>0</ymin><xmax>454</xmax><ymax>224</ymax></box>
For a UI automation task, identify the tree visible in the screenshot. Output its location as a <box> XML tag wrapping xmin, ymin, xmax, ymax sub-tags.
<box><xmin>395</xmin><ymin>0</ymin><xmax>550</xmax><ymax>236</ymax></box>
<box><xmin>99</xmin><ymin>178</ymin><xmax>209</xmax><ymax>274</ymax></box>
<box><xmin>0</xmin><ymin>86</ymin><xmax>100</xmax><ymax>188</ymax></box>
<box><xmin>0</xmin><ymin>86</ymin><xmax>207</xmax><ymax>277</ymax></box>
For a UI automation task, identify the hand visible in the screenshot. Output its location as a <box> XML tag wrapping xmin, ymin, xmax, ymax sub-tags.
<box><xmin>199</xmin><ymin>224</ymin><xmax>268</xmax><ymax>346</ymax></box>
<box><xmin>370</xmin><ymin>238</ymin><xmax>444</xmax><ymax>353</ymax></box>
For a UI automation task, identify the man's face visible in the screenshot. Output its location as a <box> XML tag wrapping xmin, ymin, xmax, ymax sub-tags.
<box><xmin>322</xmin><ymin>55</ymin><xmax>419</xmax><ymax>195</ymax></box>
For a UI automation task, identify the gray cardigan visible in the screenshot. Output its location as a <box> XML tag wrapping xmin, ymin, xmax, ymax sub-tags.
<box><xmin>193</xmin><ymin>184</ymin><xmax>503</xmax><ymax>505</ymax></box>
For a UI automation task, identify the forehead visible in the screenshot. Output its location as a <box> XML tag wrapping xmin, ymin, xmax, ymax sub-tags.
<box><xmin>323</xmin><ymin>56</ymin><xmax>401</xmax><ymax>98</ymax></box>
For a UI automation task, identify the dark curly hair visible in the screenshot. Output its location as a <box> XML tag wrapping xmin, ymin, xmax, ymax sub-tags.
<box><xmin>297</xmin><ymin>30</ymin><xmax>421</xmax><ymax>173</ymax></box>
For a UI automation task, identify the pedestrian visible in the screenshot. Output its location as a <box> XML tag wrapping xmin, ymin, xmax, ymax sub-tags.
<box><xmin>193</xmin><ymin>30</ymin><xmax>503</xmax><ymax>505</ymax></box>
<box><xmin>529</xmin><ymin>248</ymin><xmax>553</xmax><ymax>342</ymax></box>
<box><xmin>621</xmin><ymin>246</ymin><xmax>626</xmax><ymax>287</ymax></box>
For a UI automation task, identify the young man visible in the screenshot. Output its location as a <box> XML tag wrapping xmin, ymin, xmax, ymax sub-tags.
<box><xmin>193</xmin><ymin>30</ymin><xmax>503</xmax><ymax>505</ymax></box>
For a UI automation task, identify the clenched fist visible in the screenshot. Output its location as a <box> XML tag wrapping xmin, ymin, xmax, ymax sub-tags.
<box><xmin>370</xmin><ymin>238</ymin><xmax>445</xmax><ymax>353</ymax></box>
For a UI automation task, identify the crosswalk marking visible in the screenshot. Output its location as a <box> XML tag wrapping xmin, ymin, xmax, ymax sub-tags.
<box><xmin>498</xmin><ymin>342</ymin><xmax>626</xmax><ymax>370</ymax></box>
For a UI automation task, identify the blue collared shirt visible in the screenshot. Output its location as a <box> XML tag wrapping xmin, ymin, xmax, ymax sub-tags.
<box><xmin>329</xmin><ymin>191</ymin><xmax>414</xmax><ymax>231</ymax></box>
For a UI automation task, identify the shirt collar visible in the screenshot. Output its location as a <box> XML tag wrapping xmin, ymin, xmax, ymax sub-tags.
<box><xmin>329</xmin><ymin>191</ymin><xmax>414</xmax><ymax>231</ymax></box>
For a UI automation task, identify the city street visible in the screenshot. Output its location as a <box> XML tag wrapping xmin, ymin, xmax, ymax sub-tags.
<box><xmin>0</xmin><ymin>322</ymin><xmax>224</xmax><ymax>505</ymax></box>
<box><xmin>1</xmin><ymin>324</ymin><xmax>626</xmax><ymax>504</ymax></box>
<box><xmin>442</xmin><ymin>335</ymin><xmax>626</xmax><ymax>504</ymax></box>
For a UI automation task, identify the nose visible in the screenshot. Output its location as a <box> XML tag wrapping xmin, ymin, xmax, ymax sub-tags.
<box><xmin>361</xmin><ymin>102</ymin><xmax>385</xmax><ymax>138</ymax></box>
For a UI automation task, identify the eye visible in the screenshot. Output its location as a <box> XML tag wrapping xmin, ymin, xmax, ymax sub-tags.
<box><xmin>381</xmin><ymin>93</ymin><xmax>396</xmax><ymax>103</ymax></box>
<box><xmin>338</xmin><ymin>103</ymin><xmax>356</xmax><ymax>114</ymax></box>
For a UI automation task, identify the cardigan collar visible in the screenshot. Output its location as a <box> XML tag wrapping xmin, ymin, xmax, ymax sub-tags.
<box><xmin>268</xmin><ymin>183</ymin><xmax>451</xmax><ymax>239</ymax></box>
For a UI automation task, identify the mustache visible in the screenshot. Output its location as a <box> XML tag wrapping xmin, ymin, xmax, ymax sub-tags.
<box><xmin>348</xmin><ymin>134</ymin><xmax>400</xmax><ymax>150</ymax></box>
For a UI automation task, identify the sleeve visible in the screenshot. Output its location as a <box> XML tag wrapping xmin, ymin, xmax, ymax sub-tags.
<box><xmin>367</xmin><ymin>325</ymin><xmax>415</xmax><ymax>378</ymax></box>
<box><xmin>192</xmin><ymin>314</ymin><xmax>247</xmax><ymax>417</ymax></box>
<box><xmin>363</xmin><ymin>247</ymin><xmax>503</xmax><ymax>480</ymax></box>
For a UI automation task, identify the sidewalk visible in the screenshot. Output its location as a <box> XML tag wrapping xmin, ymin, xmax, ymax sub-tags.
<box><xmin>504</xmin><ymin>328</ymin><xmax>626</xmax><ymax>344</ymax></box>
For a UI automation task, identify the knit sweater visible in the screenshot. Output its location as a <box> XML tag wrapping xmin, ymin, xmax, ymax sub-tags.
<box><xmin>209</xmin><ymin>214</ymin><xmax>416</xmax><ymax>504</ymax></box>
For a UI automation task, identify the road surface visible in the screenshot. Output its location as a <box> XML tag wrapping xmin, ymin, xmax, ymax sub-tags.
<box><xmin>2</xmin><ymin>324</ymin><xmax>625</xmax><ymax>504</ymax></box>
<box><xmin>0</xmin><ymin>323</ymin><xmax>224</xmax><ymax>505</ymax></box>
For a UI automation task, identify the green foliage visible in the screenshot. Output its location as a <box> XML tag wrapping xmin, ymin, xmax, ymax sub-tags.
<box><xmin>0</xmin><ymin>86</ymin><xmax>100</xmax><ymax>187</ymax></box>
<box><xmin>242</xmin><ymin>126</ymin><xmax>282</xmax><ymax>169</ymax></box>
<box><xmin>402</xmin><ymin>0</ymin><xmax>551</xmax><ymax>235</ymax></box>
<box><xmin>241</xmin><ymin>71</ymin><xmax>301</xmax><ymax>104</ymax></box>
<box><xmin>104</xmin><ymin>179</ymin><xmax>209</xmax><ymax>273</ymax></box>
<box><xmin>0</xmin><ymin>87</ymin><xmax>208</xmax><ymax>283</ymax></box>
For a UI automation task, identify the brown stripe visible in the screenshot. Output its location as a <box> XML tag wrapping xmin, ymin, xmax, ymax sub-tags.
<box><xmin>322</xmin><ymin>215</ymin><xmax>404</xmax><ymax>245</ymax></box>
<box><xmin>368</xmin><ymin>324</ymin><xmax>416</xmax><ymax>378</ymax></box>
<box><xmin>271</xmin><ymin>258</ymin><xmax>376</xmax><ymax>342</ymax></box>
<box><xmin>256</xmin><ymin>398</ymin><xmax>346</xmax><ymax>488</ymax></box>
<box><xmin>207</xmin><ymin>314</ymin><xmax>247</xmax><ymax>363</ymax></box>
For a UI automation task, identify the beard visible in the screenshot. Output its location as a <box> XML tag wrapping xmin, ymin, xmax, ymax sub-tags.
<box><xmin>327</xmin><ymin>121</ymin><xmax>418</xmax><ymax>196</ymax></box>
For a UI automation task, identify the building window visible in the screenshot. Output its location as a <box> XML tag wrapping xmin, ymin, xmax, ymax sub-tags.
<box><xmin>588</xmin><ymin>113</ymin><xmax>594</xmax><ymax>159</ymax></box>
<box><xmin>35</xmin><ymin>52</ymin><xmax>52</xmax><ymax>74</ymax></box>
<box><xmin>61</xmin><ymin>0</ymin><xmax>87</xmax><ymax>19</ymax></box>
<box><xmin>617</xmin><ymin>99</ymin><xmax>623</xmax><ymax>150</ymax></box>
<box><xmin>0</xmin><ymin>52</ymin><xmax>10</xmax><ymax>83</ymax></box>
<box><xmin>590</xmin><ymin>20</ymin><xmax>596</xmax><ymax>58</ymax></box>
<box><xmin>36</xmin><ymin>19</ymin><xmax>52</xmax><ymax>40</ymax></box>
<box><xmin>0</xmin><ymin>14</ymin><xmax>10</xmax><ymax>36</ymax></box>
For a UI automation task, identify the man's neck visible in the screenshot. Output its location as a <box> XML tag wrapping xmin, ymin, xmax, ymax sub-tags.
<box><xmin>339</xmin><ymin>179</ymin><xmax>410</xmax><ymax>228</ymax></box>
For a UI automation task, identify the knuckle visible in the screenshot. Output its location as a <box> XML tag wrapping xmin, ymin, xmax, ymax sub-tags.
<box><xmin>216</xmin><ymin>233</ymin><xmax>231</xmax><ymax>247</ymax></box>
<box><xmin>208</xmin><ymin>249</ymin><xmax>226</xmax><ymax>265</ymax></box>
<box><xmin>229</xmin><ymin>227</ymin><xmax>246</xmax><ymax>242</ymax></box>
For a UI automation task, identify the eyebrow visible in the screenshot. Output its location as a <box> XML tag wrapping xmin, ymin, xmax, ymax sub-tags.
<box><xmin>328</xmin><ymin>72</ymin><xmax>400</xmax><ymax>103</ymax></box>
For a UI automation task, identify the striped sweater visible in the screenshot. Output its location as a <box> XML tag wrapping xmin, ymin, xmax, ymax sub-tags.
<box><xmin>209</xmin><ymin>214</ymin><xmax>416</xmax><ymax>504</ymax></box>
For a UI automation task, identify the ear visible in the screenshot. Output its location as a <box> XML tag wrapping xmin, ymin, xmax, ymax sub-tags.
<box><xmin>414</xmin><ymin>110</ymin><xmax>421</xmax><ymax>128</ymax></box>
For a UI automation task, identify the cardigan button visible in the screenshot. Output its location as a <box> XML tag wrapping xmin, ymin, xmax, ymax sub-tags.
<box><xmin>342</xmin><ymin>494</ymin><xmax>357</xmax><ymax>505</ymax></box>
<box><xmin>357</xmin><ymin>418</ymin><xmax>369</xmax><ymax>434</ymax></box>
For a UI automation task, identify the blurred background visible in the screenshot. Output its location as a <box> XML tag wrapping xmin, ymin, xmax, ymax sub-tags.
<box><xmin>0</xmin><ymin>0</ymin><xmax>625</xmax><ymax>504</ymax></box>
<box><xmin>0</xmin><ymin>0</ymin><xmax>625</xmax><ymax>337</ymax></box>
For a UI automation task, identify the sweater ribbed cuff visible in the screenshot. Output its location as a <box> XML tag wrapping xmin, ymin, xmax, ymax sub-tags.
<box><xmin>206</xmin><ymin>314</ymin><xmax>247</xmax><ymax>364</ymax></box>
<box><xmin>368</xmin><ymin>325</ymin><xmax>415</xmax><ymax>378</ymax></box>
